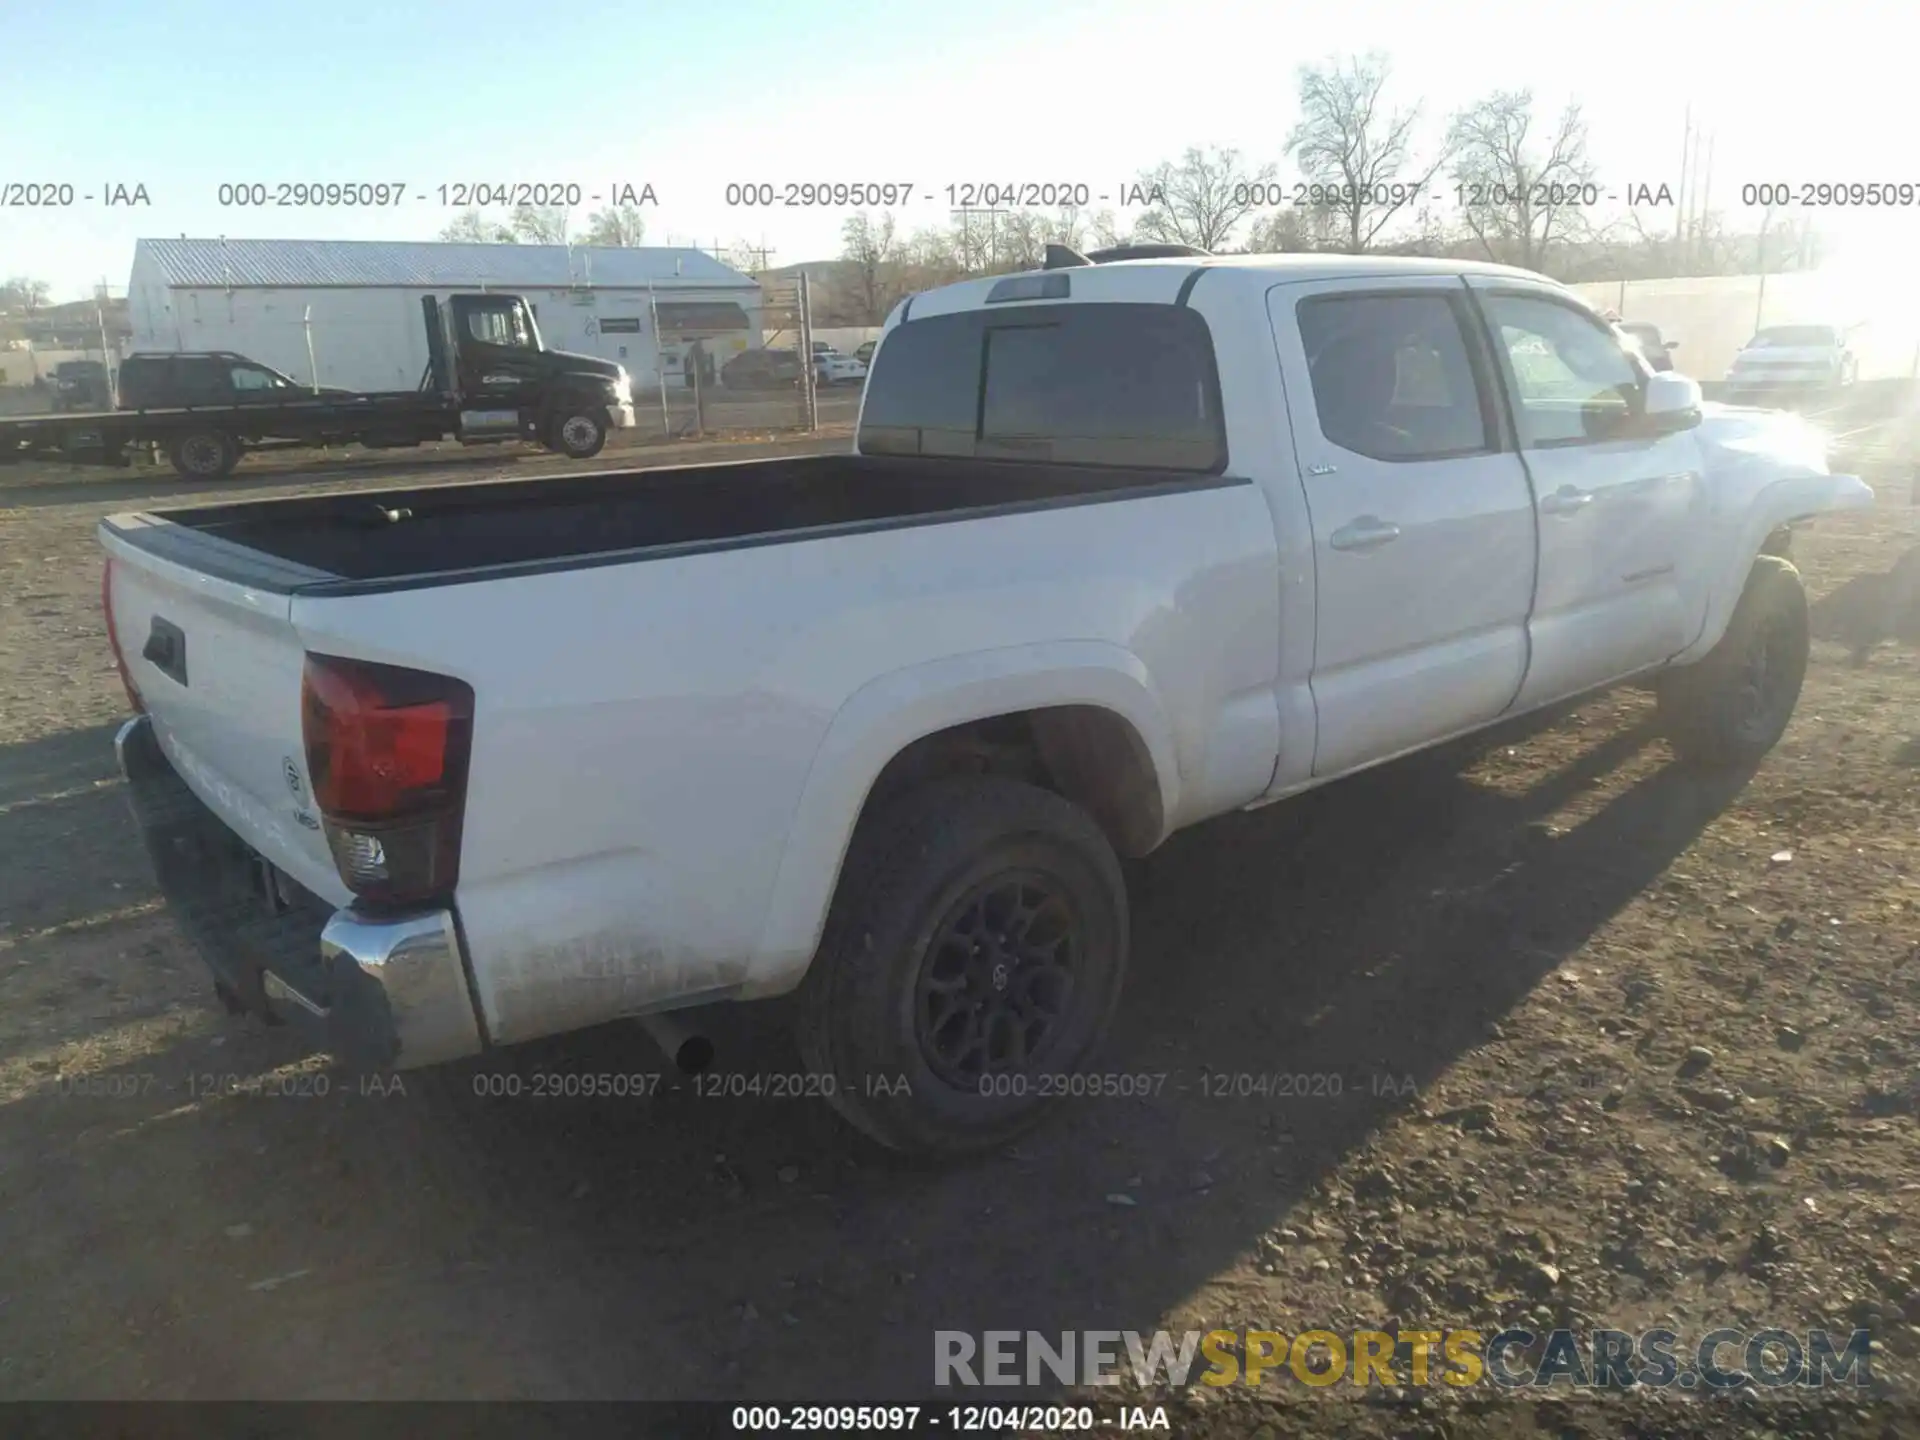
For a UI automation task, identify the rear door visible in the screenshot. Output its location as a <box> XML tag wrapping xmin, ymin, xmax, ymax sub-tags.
<box><xmin>173</xmin><ymin>355</ymin><xmax>235</xmax><ymax>408</ymax></box>
<box><xmin>1267</xmin><ymin>277</ymin><xmax>1538</xmax><ymax>778</ymax></box>
<box><xmin>102</xmin><ymin>530</ymin><xmax>347</xmax><ymax>906</ymax></box>
<box><xmin>1464</xmin><ymin>281</ymin><xmax>1708</xmax><ymax>707</ymax></box>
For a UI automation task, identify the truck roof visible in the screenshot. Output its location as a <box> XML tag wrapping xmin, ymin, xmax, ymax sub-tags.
<box><xmin>896</xmin><ymin>252</ymin><xmax>1561</xmax><ymax>322</ymax></box>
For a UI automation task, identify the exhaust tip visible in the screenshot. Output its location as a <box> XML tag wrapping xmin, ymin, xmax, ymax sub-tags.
<box><xmin>637</xmin><ymin>1010</ymin><xmax>714</xmax><ymax>1075</ymax></box>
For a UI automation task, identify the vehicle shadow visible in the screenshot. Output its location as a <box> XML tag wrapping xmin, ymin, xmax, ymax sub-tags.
<box><xmin>1808</xmin><ymin>547</ymin><xmax>1920</xmax><ymax>661</ymax></box>
<box><xmin>0</xmin><ymin>698</ymin><xmax>1751</xmax><ymax>1400</ymax></box>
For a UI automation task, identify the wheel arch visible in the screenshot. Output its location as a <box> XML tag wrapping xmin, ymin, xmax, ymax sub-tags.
<box><xmin>742</xmin><ymin>644</ymin><xmax>1179</xmax><ymax>998</ymax></box>
<box><xmin>1669</xmin><ymin>472</ymin><xmax>1872</xmax><ymax>666</ymax></box>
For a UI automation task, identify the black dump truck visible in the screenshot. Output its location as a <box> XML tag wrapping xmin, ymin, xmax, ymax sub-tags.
<box><xmin>0</xmin><ymin>293</ymin><xmax>636</xmax><ymax>479</ymax></box>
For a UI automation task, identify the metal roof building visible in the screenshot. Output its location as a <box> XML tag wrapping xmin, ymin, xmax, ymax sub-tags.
<box><xmin>127</xmin><ymin>238</ymin><xmax>763</xmax><ymax>392</ymax></box>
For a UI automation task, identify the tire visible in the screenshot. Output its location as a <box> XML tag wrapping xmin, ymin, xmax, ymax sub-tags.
<box><xmin>168</xmin><ymin>427</ymin><xmax>240</xmax><ymax>479</ymax></box>
<box><xmin>549</xmin><ymin>406</ymin><xmax>608</xmax><ymax>460</ymax></box>
<box><xmin>1656</xmin><ymin>555</ymin><xmax>1810</xmax><ymax>768</ymax></box>
<box><xmin>795</xmin><ymin>775</ymin><xmax>1129</xmax><ymax>1157</ymax></box>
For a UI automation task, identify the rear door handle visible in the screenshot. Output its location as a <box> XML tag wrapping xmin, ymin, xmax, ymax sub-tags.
<box><xmin>1328</xmin><ymin>517</ymin><xmax>1402</xmax><ymax>552</ymax></box>
<box><xmin>1539</xmin><ymin>485</ymin><xmax>1594</xmax><ymax>516</ymax></box>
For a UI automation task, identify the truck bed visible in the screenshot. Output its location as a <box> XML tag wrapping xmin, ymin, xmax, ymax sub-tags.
<box><xmin>104</xmin><ymin>453</ymin><xmax>1234</xmax><ymax>592</ymax></box>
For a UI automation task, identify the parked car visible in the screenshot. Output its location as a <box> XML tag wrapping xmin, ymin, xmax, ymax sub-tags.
<box><xmin>856</xmin><ymin>341</ymin><xmax>877</xmax><ymax>366</ymax></box>
<box><xmin>118</xmin><ymin>351</ymin><xmax>350</xmax><ymax>410</ymax></box>
<box><xmin>1726</xmin><ymin>324</ymin><xmax>1859</xmax><ymax>396</ymax></box>
<box><xmin>52</xmin><ymin>359</ymin><xmax>112</xmax><ymax>411</ymax></box>
<box><xmin>722</xmin><ymin>347</ymin><xmax>803</xmax><ymax>390</ymax></box>
<box><xmin>1616</xmin><ymin>321</ymin><xmax>1678</xmax><ymax>373</ymax></box>
<box><xmin>815</xmin><ymin>349</ymin><xmax>867</xmax><ymax>386</ymax></box>
<box><xmin>100</xmin><ymin>252</ymin><xmax>1870</xmax><ymax>1157</ymax></box>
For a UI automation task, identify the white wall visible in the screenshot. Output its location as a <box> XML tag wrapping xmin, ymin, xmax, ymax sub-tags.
<box><xmin>130</xmin><ymin>283</ymin><xmax>764</xmax><ymax>392</ymax></box>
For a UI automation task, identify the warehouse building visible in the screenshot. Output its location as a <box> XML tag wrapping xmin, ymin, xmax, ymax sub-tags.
<box><xmin>126</xmin><ymin>237</ymin><xmax>763</xmax><ymax>393</ymax></box>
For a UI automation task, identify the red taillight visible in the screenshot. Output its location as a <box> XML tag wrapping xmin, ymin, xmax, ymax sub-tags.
<box><xmin>101</xmin><ymin>560</ymin><xmax>145</xmax><ymax>714</ymax></box>
<box><xmin>301</xmin><ymin>654</ymin><xmax>474</xmax><ymax>910</ymax></box>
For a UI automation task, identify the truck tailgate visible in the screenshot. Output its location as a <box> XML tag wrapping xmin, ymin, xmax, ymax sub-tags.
<box><xmin>101</xmin><ymin>530</ymin><xmax>347</xmax><ymax>908</ymax></box>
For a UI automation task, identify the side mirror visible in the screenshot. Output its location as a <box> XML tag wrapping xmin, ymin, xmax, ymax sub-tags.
<box><xmin>1664</xmin><ymin>341</ymin><xmax>1680</xmax><ymax>351</ymax></box>
<box><xmin>1641</xmin><ymin>371</ymin><xmax>1701</xmax><ymax>432</ymax></box>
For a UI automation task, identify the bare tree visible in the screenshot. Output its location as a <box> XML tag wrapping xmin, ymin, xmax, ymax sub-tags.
<box><xmin>1288</xmin><ymin>53</ymin><xmax>1450</xmax><ymax>253</ymax></box>
<box><xmin>900</xmin><ymin>225</ymin><xmax>968</xmax><ymax>292</ymax></box>
<box><xmin>582</xmin><ymin>206</ymin><xmax>648</xmax><ymax>246</ymax></box>
<box><xmin>841</xmin><ymin>212</ymin><xmax>903</xmax><ymax>322</ymax></box>
<box><xmin>992</xmin><ymin>208</ymin><xmax>1098</xmax><ymax>270</ymax></box>
<box><xmin>1</xmin><ymin>276</ymin><xmax>53</xmax><ymax>313</ymax></box>
<box><xmin>1446</xmin><ymin>91</ymin><xmax>1597</xmax><ymax>272</ymax></box>
<box><xmin>1132</xmin><ymin>147</ymin><xmax>1274</xmax><ymax>252</ymax></box>
<box><xmin>947</xmin><ymin>209</ymin><xmax>1003</xmax><ymax>273</ymax></box>
<box><xmin>506</xmin><ymin>205</ymin><xmax>570</xmax><ymax>244</ymax></box>
<box><xmin>437</xmin><ymin>210</ymin><xmax>513</xmax><ymax>243</ymax></box>
<box><xmin>1245</xmin><ymin>205</ymin><xmax>1343</xmax><ymax>254</ymax></box>
<box><xmin>1088</xmin><ymin>209</ymin><xmax>1133</xmax><ymax>251</ymax></box>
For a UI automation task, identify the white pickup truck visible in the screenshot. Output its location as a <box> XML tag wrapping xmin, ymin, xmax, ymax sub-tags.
<box><xmin>101</xmin><ymin>249</ymin><xmax>1871</xmax><ymax>1155</ymax></box>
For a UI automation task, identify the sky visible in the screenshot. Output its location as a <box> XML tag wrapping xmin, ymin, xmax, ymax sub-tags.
<box><xmin>2</xmin><ymin>0</ymin><xmax>1913</xmax><ymax>302</ymax></box>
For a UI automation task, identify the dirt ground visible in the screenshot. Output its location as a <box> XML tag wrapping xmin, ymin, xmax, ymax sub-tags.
<box><xmin>1</xmin><ymin>407</ymin><xmax>1917</xmax><ymax>1438</ymax></box>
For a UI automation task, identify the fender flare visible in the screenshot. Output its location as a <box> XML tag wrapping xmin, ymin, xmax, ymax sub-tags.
<box><xmin>1670</xmin><ymin>472</ymin><xmax>1873</xmax><ymax>665</ymax></box>
<box><xmin>740</xmin><ymin>641</ymin><xmax>1180</xmax><ymax>998</ymax></box>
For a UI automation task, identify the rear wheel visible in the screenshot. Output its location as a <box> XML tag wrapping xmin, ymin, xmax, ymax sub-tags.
<box><xmin>548</xmin><ymin>407</ymin><xmax>608</xmax><ymax>460</ymax></box>
<box><xmin>168</xmin><ymin>427</ymin><xmax>240</xmax><ymax>480</ymax></box>
<box><xmin>1656</xmin><ymin>555</ymin><xmax>1810</xmax><ymax>767</ymax></box>
<box><xmin>795</xmin><ymin>776</ymin><xmax>1129</xmax><ymax>1156</ymax></box>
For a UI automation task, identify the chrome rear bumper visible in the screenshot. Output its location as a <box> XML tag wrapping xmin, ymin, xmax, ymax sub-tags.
<box><xmin>115</xmin><ymin>714</ymin><xmax>484</xmax><ymax>1070</ymax></box>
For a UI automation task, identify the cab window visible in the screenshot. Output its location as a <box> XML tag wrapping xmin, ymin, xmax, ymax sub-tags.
<box><xmin>1294</xmin><ymin>292</ymin><xmax>1493</xmax><ymax>461</ymax></box>
<box><xmin>466</xmin><ymin>304</ymin><xmax>535</xmax><ymax>348</ymax></box>
<box><xmin>1483</xmin><ymin>294</ymin><xmax>1642</xmax><ymax>446</ymax></box>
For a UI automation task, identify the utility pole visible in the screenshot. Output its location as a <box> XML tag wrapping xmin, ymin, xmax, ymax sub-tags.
<box><xmin>1755</xmin><ymin>204</ymin><xmax>1777</xmax><ymax>337</ymax></box>
<box><xmin>95</xmin><ymin>279</ymin><xmax>117</xmax><ymax>407</ymax></box>
<box><xmin>1693</xmin><ymin>131</ymin><xmax>1715</xmax><ymax>263</ymax></box>
<box><xmin>1676</xmin><ymin>105</ymin><xmax>1692</xmax><ymax>254</ymax></box>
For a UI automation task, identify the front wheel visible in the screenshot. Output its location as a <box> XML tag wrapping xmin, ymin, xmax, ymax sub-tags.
<box><xmin>548</xmin><ymin>406</ymin><xmax>608</xmax><ymax>460</ymax></box>
<box><xmin>168</xmin><ymin>427</ymin><xmax>240</xmax><ymax>479</ymax></box>
<box><xmin>1656</xmin><ymin>555</ymin><xmax>1810</xmax><ymax>768</ymax></box>
<box><xmin>795</xmin><ymin>776</ymin><xmax>1129</xmax><ymax>1156</ymax></box>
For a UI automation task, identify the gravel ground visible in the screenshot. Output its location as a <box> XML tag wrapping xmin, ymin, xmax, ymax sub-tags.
<box><xmin>0</xmin><ymin>417</ymin><xmax>1916</xmax><ymax>1437</ymax></box>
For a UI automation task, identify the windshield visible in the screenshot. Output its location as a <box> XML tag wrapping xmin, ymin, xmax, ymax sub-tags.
<box><xmin>1752</xmin><ymin>326</ymin><xmax>1838</xmax><ymax>347</ymax></box>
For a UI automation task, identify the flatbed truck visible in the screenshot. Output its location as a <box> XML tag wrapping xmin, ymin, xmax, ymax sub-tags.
<box><xmin>0</xmin><ymin>293</ymin><xmax>636</xmax><ymax>479</ymax></box>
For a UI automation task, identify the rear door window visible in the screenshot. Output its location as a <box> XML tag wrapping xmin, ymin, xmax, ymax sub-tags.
<box><xmin>173</xmin><ymin>357</ymin><xmax>231</xmax><ymax>405</ymax></box>
<box><xmin>1295</xmin><ymin>292</ymin><xmax>1493</xmax><ymax>461</ymax></box>
<box><xmin>121</xmin><ymin>359</ymin><xmax>169</xmax><ymax>406</ymax></box>
<box><xmin>859</xmin><ymin>303</ymin><xmax>1226</xmax><ymax>471</ymax></box>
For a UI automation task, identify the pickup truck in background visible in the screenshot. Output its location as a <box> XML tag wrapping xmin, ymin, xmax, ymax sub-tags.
<box><xmin>100</xmin><ymin>249</ymin><xmax>1870</xmax><ymax>1156</ymax></box>
<box><xmin>53</xmin><ymin>359</ymin><xmax>114</xmax><ymax>411</ymax></box>
<box><xmin>4</xmin><ymin>292</ymin><xmax>635</xmax><ymax>478</ymax></box>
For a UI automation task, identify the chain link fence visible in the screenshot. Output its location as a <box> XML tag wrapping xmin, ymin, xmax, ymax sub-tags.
<box><xmin>1570</xmin><ymin>267</ymin><xmax>1920</xmax><ymax>467</ymax></box>
<box><xmin>1569</xmin><ymin>268</ymin><xmax>1920</xmax><ymax>384</ymax></box>
<box><xmin>662</xmin><ymin>275</ymin><xmax>865</xmax><ymax>439</ymax></box>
